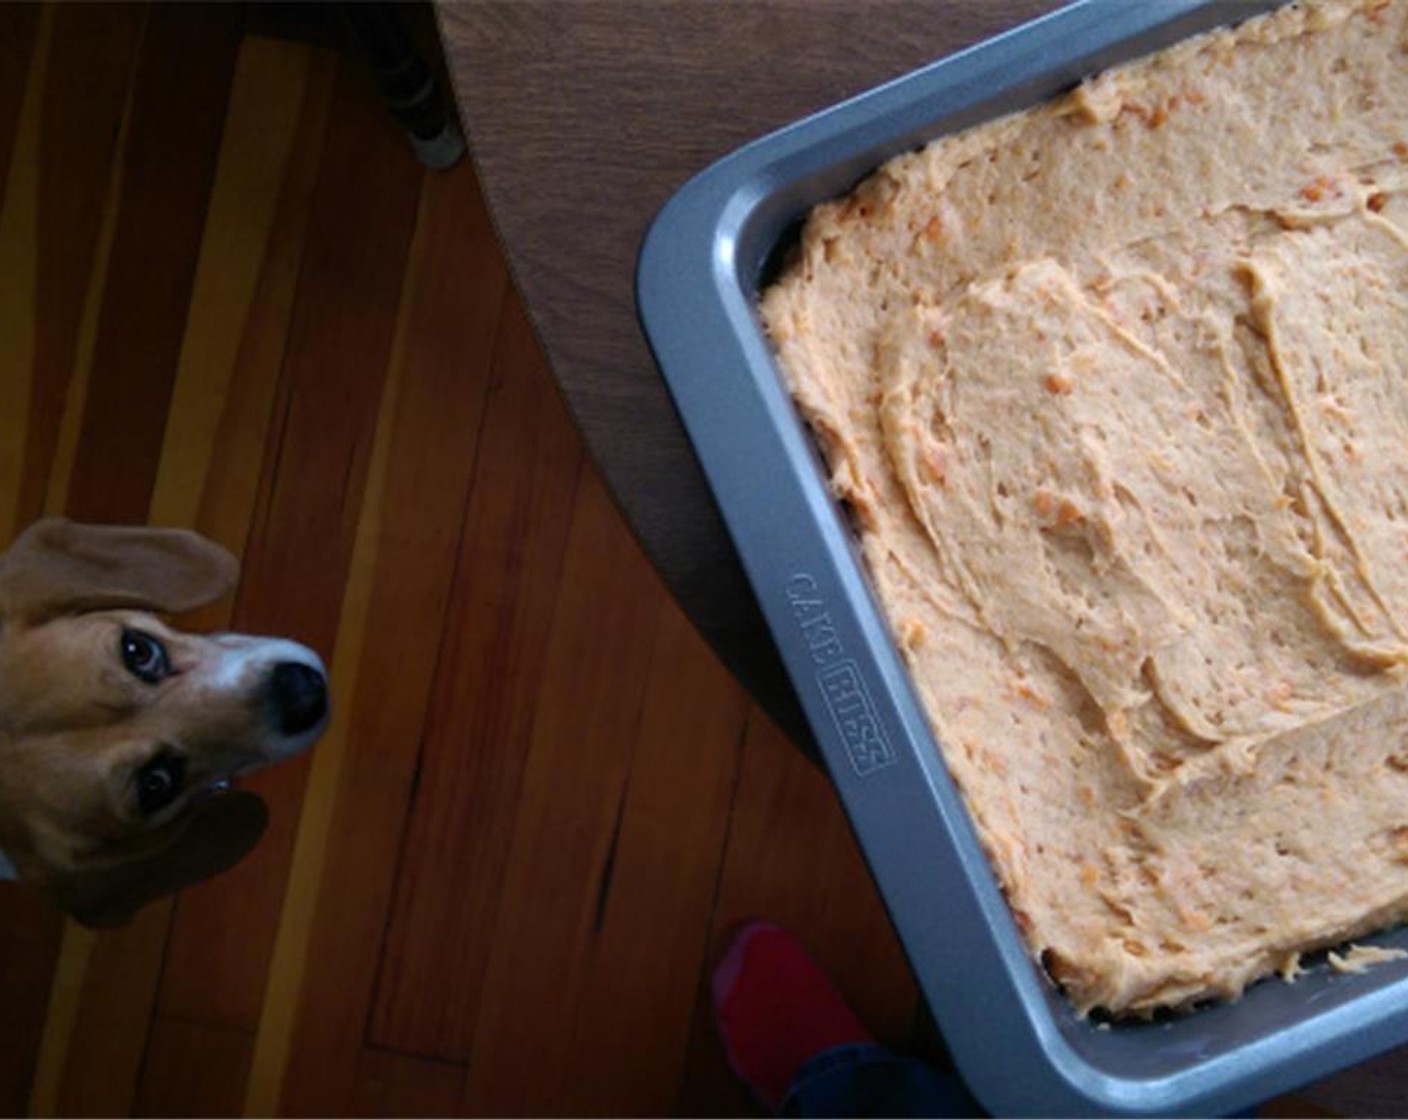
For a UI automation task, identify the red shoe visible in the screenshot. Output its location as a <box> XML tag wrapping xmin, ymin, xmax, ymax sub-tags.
<box><xmin>711</xmin><ymin>920</ymin><xmax>873</xmax><ymax>1112</ymax></box>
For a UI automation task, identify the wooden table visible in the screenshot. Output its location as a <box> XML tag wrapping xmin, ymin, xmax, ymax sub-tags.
<box><xmin>432</xmin><ymin>0</ymin><xmax>1062</xmax><ymax>743</ymax></box>
<box><xmin>432</xmin><ymin>4</ymin><xmax>1408</xmax><ymax>1111</ymax></box>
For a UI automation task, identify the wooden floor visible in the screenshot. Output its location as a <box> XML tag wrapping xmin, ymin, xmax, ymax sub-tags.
<box><xmin>0</xmin><ymin>5</ymin><xmax>932</xmax><ymax>1115</ymax></box>
<box><xmin>0</xmin><ymin>5</ymin><xmax>1400</xmax><ymax>1118</ymax></box>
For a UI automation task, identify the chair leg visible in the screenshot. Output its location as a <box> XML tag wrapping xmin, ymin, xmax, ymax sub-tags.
<box><xmin>334</xmin><ymin>1</ymin><xmax>466</xmax><ymax>171</ymax></box>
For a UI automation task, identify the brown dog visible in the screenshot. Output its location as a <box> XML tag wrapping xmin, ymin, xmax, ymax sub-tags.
<box><xmin>0</xmin><ymin>519</ymin><xmax>329</xmax><ymax>925</ymax></box>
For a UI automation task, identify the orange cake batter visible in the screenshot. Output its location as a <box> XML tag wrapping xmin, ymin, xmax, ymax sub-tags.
<box><xmin>761</xmin><ymin>0</ymin><xmax>1408</xmax><ymax>1014</ymax></box>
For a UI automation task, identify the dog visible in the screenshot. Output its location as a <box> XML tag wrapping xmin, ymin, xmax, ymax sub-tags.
<box><xmin>0</xmin><ymin>518</ymin><xmax>329</xmax><ymax>926</ymax></box>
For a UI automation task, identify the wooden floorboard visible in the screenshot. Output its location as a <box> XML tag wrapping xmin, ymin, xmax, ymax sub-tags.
<box><xmin>676</xmin><ymin>710</ymin><xmax>923</xmax><ymax>1118</ymax></box>
<box><xmin>11</xmin><ymin>3</ymin><xmax>146</xmax><ymax>538</ymax></box>
<box><xmin>550</xmin><ymin>599</ymin><xmax>750</xmax><ymax>1117</ymax></box>
<box><xmin>12</xmin><ymin>4</ymin><xmax>1374</xmax><ymax>1118</ymax></box>
<box><xmin>366</xmin><ymin>292</ymin><xmax>585</xmax><ymax>1065</ymax></box>
<box><xmin>38</xmin><ymin>39</ymin><xmax>339</xmax><ymax>1120</ymax></box>
<box><xmin>0</xmin><ymin>5</ymin><xmax>40</xmax><ymax>199</ymax></box>
<box><xmin>132</xmin><ymin>1017</ymin><xmax>253</xmax><ymax>1120</ymax></box>
<box><xmin>62</xmin><ymin>3</ymin><xmax>239</xmax><ymax>526</ymax></box>
<box><xmin>150</xmin><ymin>50</ymin><xmax>423</xmax><ymax>1041</ymax></box>
<box><xmin>259</xmin><ymin>155</ymin><xmax>509</xmax><ymax>1117</ymax></box>
<box><xmin>0</xmin><ymin>892</ymin><xmax>61</xmax><ymax>1115</ymax></box>
<box><xmin>50</xmin><ymin>908</ymin><xmax>170</xmax><ymax>1118</ymax></box>
<box><xmin>454</xmin><ymin>466</ymin><xmax>672</xmax><ymax>1117</ymax></box>
<box><xmin>347</xmin><ymin>1048</ymin><xmax>466</xmax><ymax>1119</ymax></box>
<box><xmin>148</xmin><ymin>36</ymin><xmax>329</xmax><ymax>541</ymax></box>
<box><xmin>0</xmin><ymin>9</ymin><xmax>101</xmax><ymax>1112</ymax></box>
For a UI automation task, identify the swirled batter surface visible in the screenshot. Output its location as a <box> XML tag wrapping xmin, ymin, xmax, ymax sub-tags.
<box><xmin>762</xmin><ymin>0</ymin><xmax>1408</xmax><ymax>1014</ymax></box>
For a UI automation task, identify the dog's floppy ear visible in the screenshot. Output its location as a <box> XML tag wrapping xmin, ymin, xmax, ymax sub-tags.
<box><xmin>47</xmin><ymin>791</ymin><xmax>267</xmax><ymax>928</ymax></box>
<box><xmin>0</xmin><ymin>518</ymin><xmax>238</xmax><ymax>623</ymax></box>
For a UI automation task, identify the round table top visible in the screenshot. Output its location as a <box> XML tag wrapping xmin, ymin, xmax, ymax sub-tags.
<box><xmin>434</xmin><ymin>0</ymin><xmax>1061</xmax><ymax>743</ymax></box>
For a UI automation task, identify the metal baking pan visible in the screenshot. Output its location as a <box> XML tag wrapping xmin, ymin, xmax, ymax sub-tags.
<box><xmin>636</xmin><ymin>1</ymin><xmax>1408</xmax><ymax>1115</ymax></box>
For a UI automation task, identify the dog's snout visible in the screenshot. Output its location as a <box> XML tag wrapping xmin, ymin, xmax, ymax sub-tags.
<box><xmin>269</xmin><ymin>661</ymin><xmax>328</xmax><ymax>737</ymax></box>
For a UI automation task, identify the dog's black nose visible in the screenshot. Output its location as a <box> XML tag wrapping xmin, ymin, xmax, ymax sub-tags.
<box><xmin>269</xmin><ymin>661</ymin><xmax>328</xmax><ymax>736</ymax></box>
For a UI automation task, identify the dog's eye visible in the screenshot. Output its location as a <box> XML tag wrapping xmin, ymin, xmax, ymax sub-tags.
<box><xmin>134</xmin><ymin>752</ymin><xmax>186</xmax><ymax>816</ymax></box>
<box><xmin>120</xmin><ymin>629</ymin><xmax>170</xmax><ymax>684</ymax></box>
